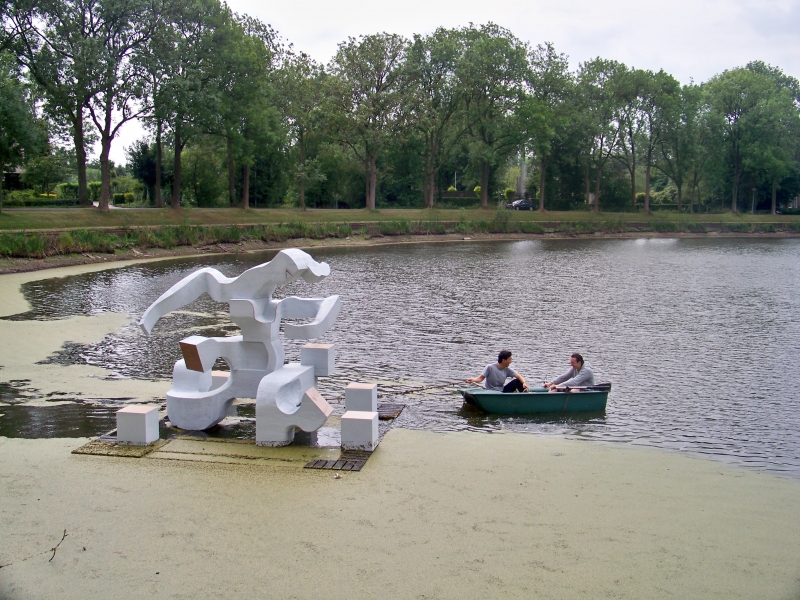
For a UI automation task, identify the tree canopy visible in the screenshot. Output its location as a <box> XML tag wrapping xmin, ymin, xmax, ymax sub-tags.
<box><xmin>3</xmin><ymin>4</ymin><xmax>800</xmax><ymax>214</ymax></box>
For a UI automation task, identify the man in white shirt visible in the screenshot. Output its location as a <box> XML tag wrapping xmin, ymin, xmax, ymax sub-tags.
<box><xmin>466</xmin><ymin>350</ymin><xmax>529</xmax><ymax>393</ymax></box>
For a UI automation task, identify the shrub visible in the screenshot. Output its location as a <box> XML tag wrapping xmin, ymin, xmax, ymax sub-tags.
<box><xmin>378</xmin><ymin>220</ymin><xmax>411</xmax><ymax>235</ymax></box>
<box><xmin>113</xmin><ymin>193</ymin><xmax>125</xmax><ymax>204</ymax></box>
<box><xmin>519</xmin><ymin>221</ymin><xmax>545</xmax><ymax>234</ymax></box>
<box><xmin>4</xmin><ymin>189</ymin><xmax>36</xmax><ymax>207</ymax></box>
<box><xmin>56</xmin><ymin>182</ymin><xmax>79</xmax><ymax>200</ymax></box>
<box><xmin>0</xmin><ymin>232</ymin><xmax>47</xmax><ymax>257</ymax></box>
<box><xmin>600</xmin><ymin>219</ymin><xmax>628</xmax><ymax>233</ymax></box>
<box><xmin>687</xmin><ymin>222</ymin><xmax>707</xmax><ymax>233</ymax></box>
<box><xmin>489</xmin><ymin>211</ymin><xmax>510</xmax><ymax>233</ymax></box>
<box><xmin>722</xmin><ymin>222</ymin><xmax>752</xmax><ymax>233</ymax></box>
<box><xmin>88</xmin><ymin>181</ymin><xmax>102</xmax><ymax>202</ymax></box>
<box><xmin>652</xmin><ymin>220</ymin><xmax>679</xmax><ymax>233</ymax></box>
<box><xmin>70</xmin><ymin>229</ymin><xmax>118</xmax><ymax>253</ymax></box>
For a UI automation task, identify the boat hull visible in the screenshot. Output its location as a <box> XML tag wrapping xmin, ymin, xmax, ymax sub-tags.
<box><xmin>459</xmin><ymin>388</ymin><xmax>609</xmax><ymax>415</ymax></box>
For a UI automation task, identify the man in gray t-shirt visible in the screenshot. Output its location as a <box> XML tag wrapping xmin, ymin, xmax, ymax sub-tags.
<box><xmin>466</xmin><ymin>350</ymin><xmax>529</xmax><ymax>393</ymax></box>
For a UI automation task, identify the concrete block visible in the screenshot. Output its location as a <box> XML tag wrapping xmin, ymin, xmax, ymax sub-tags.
<box><xmin>345</xmin><ymin>382</ymin><xmax>377</xmax><ymax>412</ymax></box>
<box><xmin>117</xmin><ymin>404</ymin><xmax>160</xmax><ymax>446</ymax></box>
<box><xmin>300</xmin><ymin>343</ymin><xmax>336</xmax><ymax>376</ymax></box>
<box><xmin>341</xmin><ymin>410</ymin><xmax>379</xmax><ymax>451</ymax></box>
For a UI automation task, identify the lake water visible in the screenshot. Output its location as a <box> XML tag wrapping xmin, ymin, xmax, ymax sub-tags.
<box><xmin>3</xmin><ymin>238</ymin><xmax>800</xmax><ymax>478</ymax></box>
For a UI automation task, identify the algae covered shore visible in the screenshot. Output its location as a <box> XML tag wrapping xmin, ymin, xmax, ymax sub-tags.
<box><xmin>1</xmin><ymin>430</ymin><xmax>799</xmax><ymax>599</ymax></box>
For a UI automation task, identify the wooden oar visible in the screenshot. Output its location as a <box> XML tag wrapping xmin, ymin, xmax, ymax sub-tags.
<box><xmin>396</xmin><ymin>381</ymin><xmax>463</xmax><ymax>395</ymax></box>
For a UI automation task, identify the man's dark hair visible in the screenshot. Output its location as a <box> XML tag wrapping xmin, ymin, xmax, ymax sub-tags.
<box><xmin>498</xmin><ymin>350</ymin><xmax>512</xmax><ymax>363</ymax></box>
<box><xmin>571</xmin><ymin>353</ymin><xmax>584</xmax><ymax>365</ymax></box>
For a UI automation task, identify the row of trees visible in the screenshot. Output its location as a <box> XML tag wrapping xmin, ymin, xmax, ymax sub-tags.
<box><xmin>2</xmin><ymin>0</ymin><xmax>799</xmax><ymax>213</ymax></box>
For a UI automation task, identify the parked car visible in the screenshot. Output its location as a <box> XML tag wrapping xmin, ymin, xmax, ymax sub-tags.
<box><xmin>506</xmin><ymin>198</ymin><xmax>534</xmax><ymax>211</ymax></box>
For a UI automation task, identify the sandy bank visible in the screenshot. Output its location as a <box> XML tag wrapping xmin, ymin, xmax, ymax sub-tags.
<box><xmin>1</xmin><ymin>429</ymin><xmax>798</xmax><ymax>599</ymax></box>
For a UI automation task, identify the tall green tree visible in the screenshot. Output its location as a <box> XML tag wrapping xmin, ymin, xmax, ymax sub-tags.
<box><xmin>86</xmin><ymin>0</ymin><xmax>163</xmax><ymax>210</ymax></box>
<box><xmin>521</xmin><ymin>41</ymin><xmax>572</xmax><ymax>211</ymax></box>
<box><xmin>657</xmin><ymin>83</ymin><xmax>704</xmax><ymax>212</ymax></box>
<box><xmin>743</xmin><ymin>62</ymin><xmax>800</xmax><ymax>214</ymax></box>
<box><xmin>7</xmin><ymin>0</ymin><xmax>104</xmax><ymax>205</ymax></box>
<box><xmin>705</xmin><ymin>68</ymin><xmax>779</xmax><ymax>211</ymax></box>
<box><xmin>405</xmin><ymin>27</ymin><xmax>467</xmax><ymax>208</ymax></box>
<box><xmin>0</xmin><ymin>50</ymin><xmax>42</xmax><ymax>211</ymax></box>
<box><xmin>213</xmin><ymin>13</ymin><xmax>278</xmax><ymax>209</ymax></box>
<box><xmin>328</xmin><ymin>33</ymin><xmax>408</xmax><ymax>209</ymax></box>
<box><xmin>156</xmin><ymin>0</ymin><xmax>230</xmax><ymax>208</ymax></box>
<box><xmin>457</xmin><ymin>23</ymin><xmax>527</xmax><ymax>208</ymax></box>
<box><xmin>273</xmin><ymin>51</ymin><xmax>327</xmax><ymax>210</ymax></box>
<box><xmin>578</xmin><ymin>58</ymin><xmax>625</xmax><ymax>212</ymax></box>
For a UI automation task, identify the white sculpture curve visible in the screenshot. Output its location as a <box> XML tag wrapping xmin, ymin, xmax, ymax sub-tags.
<box><xmin>139</xmin><ymin>248</ymin><xmax>340</xmax><ymax>442</ymax></box>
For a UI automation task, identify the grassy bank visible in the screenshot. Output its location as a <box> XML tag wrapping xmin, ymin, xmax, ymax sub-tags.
<box><xmin>1</xmin><ymin>206</ymin><xmax>800</xmax><ymax>232</ymax></box>
<box><xmin>0</xmin><ymin>208</ymin><xmax>798</xmax><ymax>259</ymax></box>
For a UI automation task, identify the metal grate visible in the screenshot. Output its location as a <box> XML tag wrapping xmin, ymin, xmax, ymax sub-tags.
<box><xmin>304</xmin><ymin>450</ymin><xmax>372</xmax><ymax>471</ymax></box>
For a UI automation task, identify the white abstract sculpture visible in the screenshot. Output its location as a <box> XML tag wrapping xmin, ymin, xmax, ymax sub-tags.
<box><xmin>139</xmin><ymin>249</ymin><xmax>341</xmax><ymax>446</ymax></box>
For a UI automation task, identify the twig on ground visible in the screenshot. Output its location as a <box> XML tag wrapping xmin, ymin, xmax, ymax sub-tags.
<box><xmin>49</xmin><ymin>530</ymin><xmax>67</xmax><ymax>562</ymax></box>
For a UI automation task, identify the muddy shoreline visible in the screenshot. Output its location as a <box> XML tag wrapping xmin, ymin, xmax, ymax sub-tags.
<box><xmin>1</xmin><ymin>229</ymin><xmax>797</xmax><ymax>275</ymax></box>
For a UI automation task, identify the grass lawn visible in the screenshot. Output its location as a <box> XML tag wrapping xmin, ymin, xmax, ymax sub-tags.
<box><xmin>0</xmin><ymin>206</ymin><xmax>798</xmax><ymax>232</ymax></box>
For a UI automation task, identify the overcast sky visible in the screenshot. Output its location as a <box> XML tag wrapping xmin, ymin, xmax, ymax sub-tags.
<box><xmin>108</xmin><ymin>0</ymin><xmax>800</xmax><ymax>164</ymax></box>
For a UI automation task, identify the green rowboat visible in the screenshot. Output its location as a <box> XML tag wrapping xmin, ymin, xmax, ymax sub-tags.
<box><xmin>459</xmin><ymin>384</ymin><xmax>611</xmax><ymax>415</ymax></box>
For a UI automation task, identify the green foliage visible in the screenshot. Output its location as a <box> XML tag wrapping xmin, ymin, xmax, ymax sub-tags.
<box><xmin>600</xmin><ymin>219</ymin><xmax>628</xmax><ymax>233</ymax></box>
<box><xmin>21</xmin><ymin>152</ymin><xmax>71</xmax><ymax>194</ymax></box>
<box><xmin>687</xmin><ymin>222</ymin><xmax>707</xmax><ymax>233</ymax></box>
<box><xmin>56</xmin><ymin>183</ymin><xmax>80</xmax><ymax>201</ymax></box>
<box><xmin>651</xmin><ymin>220</ymin><xmax>679</xmax><ymax>232</ymax></box>
<box><xmin>721</xmin><ymin>222</ymin><xmax>752</xmax><ymax>233</ymax></box>
<box><xmin>4</xmin><ymin>190</ymin><xmax>37</xmax><ymax>206</ymax></box>
<box><xmin>0</xmin><ymin>232</ymin><xmax>46</xmax><ymax>257</ymax></box>
<box><xmin>88</xmin><ymin>182</ymin><xmax>102</xmax><ymax>202</ymax></box>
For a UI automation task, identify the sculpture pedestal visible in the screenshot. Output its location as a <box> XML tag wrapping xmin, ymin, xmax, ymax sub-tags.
<box><xmin>117</xmin><ymin>405</ymin><xmax>159</xmax><ymax>446</ymax></box>
<box><xmin>345</xmin><ymin>382</ymin><xmax>377</xmax><ymax>412</ymax></box>
<box><xmin>341</xmin><ymin>410</ymin><xmax>379</xmax><ymax>451</ymax></box>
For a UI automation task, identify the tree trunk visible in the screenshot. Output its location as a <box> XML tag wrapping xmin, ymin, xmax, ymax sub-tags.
<box><xmin>242</xmin><ymin>164</ymin><xmax>250</xmax><ymax>210</ymax></box>
<box><xmin>98</xmin><ymin>133</ymin><xmax>112</xmax><ymax>211</ymax></box>
<box><xmin>645</xmin><ymin>163</ymin><xmax>651</xmax><ymax>213</ymax></box>
<box><xmin>538</xmin><ymin>157</ymin><xmax>546</xmax><ymax>211</ymax></box>
<box><xmin>364</xmin><ymin>151</ymin><xmax>377</xmax><ymax>210</ymax></box>
<box><xmin>427</xmin><ymin>167</ymin><xmax>435</xmax><ymax>209</ymax></box>
<box><xmin>227</xmin><ymin>137</ymin><xmax>235</xmax><ymax>206</ymax></box>
<box><xmin>772</xmin><ymin>178</ymin><xmax>777</xmax><ymax>215</ymax></box>
<box><xmin>584</xmin><ymin>161</ymin><xmax>591</xmax><ymax>206</ymax></box>
<box><xmin>732</xmin><ymin>157</ymin><xmax>740</xmax><ymax>212</ymax></box>
<box><xmin>689</xmin><ymin>185</ymin><xmax>695</xmax><ymax>213</ymax></box>
<box><xmin>368</xmin><ymin>155</ymin><xmax>377</xmax><ymax>209</ymax></box>
<box><xmin>593</xmin><ymin>166</ymin><xmax>602</xmax><ymax>213</ymax></box>
<box><xmin>0</xmin><ymin>165</ymin><xmax>4</xmax><ymax>214</ymax></box>
<box><xmin>155</xmin><ymin>121</ymin><xmax>163</xmax><ymax>208</ymax></box>
<box><xmin>298</xmin><ymin>138</ymin><xmax>306</xmax><ymax>210</ymax></box>
<box><xmin>480</xmin><ymin>160</ymin><xmax>489</xmax><ymax>208</ymax></box>
<box><xmin>74</xmin><ymin>112</ymin><xmax>90</xmax><ymax>206</ymax></box>
<box><xmin>171</xmin><ymin>124</ymin><xmax>183</xmax><ymax>209</ymax></box>
<box><xmin>422</xmin><ymin>165</ymin><xmax>429</xmax><ymax>209</ymax></box>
